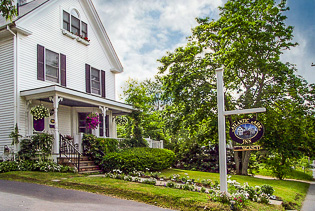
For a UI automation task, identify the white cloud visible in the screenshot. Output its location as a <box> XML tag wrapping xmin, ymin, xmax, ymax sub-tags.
<box><xmin>94</xmin><ymin>0</ymin><xmax>315</xmax><ymax>103</ymax></box>
<box><xmin>93</xmin><ymin>0</ymin><xmax>223</xmax><ymax>100</ymax></box>
<box><xmin>281</xmin><ymin>29</ymin><xmax>315</xmax><ymax>83</ymax></box>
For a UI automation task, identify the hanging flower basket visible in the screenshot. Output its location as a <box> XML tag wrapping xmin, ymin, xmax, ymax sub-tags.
<box><xmin>86</xmin><ymin>113</ymin><xmax>101</xmax><ymax>130</ymax></box>
<box><xmin>30</xmin><ymin>104</ymin><xmax>50</xmax><ymax>120</ymax></box>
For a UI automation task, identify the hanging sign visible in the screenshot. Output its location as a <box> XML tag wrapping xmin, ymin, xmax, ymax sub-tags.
<box><xmin>233</xmin><ymin>145</ymin><xmax>262</xmax><ymax>151</ymax></box>
<box><xmin>229</xmin><ymin>119</ymin><xmax>264</xmax><ymax>144</ymax></box>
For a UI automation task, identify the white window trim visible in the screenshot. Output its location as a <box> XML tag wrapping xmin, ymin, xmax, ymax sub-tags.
<box><xmin>90</xmin><ymin>67</ymin><xmax>101</xmax><ymax>96</ymax></box>
<box><xmin>44</xmin><ymin>48</ymin><xmax>61</xmax><ymax>84</ymax></box>
<box><xmin>61</xmin><ymin>7</ymin><xmax>88</xmax><ymax>39</ymax></box>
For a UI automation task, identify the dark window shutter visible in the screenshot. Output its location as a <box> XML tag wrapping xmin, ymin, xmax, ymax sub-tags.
<box><xmin>99</xmin><ymin>114</ymin><xmax>104</xmax><ymax>137</ymax></box>
<box><xmin>85</xmin><ymin>64</ymin><xmax>91</xmax><ymax>93</ymax></box>
<box><xmin>105</xmin><ymin>115</ymin><xmax>109</xmax><ymax>137</ymax></box>
<box><xmin>60</xmin><ymin>54</ymin><xmax>66</xmax><ymax>87</ymax></box>
<box><xmin>37</xmin><ymin>44</ymin><xmax>45</xmax><ymax>81</ymax></box>
<box><xmin>101</xmin><ymin>70</ymin><xmax>105</xmax><ymax>98</ymax></box>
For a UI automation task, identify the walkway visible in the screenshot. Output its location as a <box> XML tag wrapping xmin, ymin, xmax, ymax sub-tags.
<box><xmin>0</xmin><ymin>179</ymin><xmax>172</xmax><ymax>211</ymax></box>
<box><xmin>301</xmin><ymin>169</ymin><xmax>315</xmax><ymax>211</ymax></box>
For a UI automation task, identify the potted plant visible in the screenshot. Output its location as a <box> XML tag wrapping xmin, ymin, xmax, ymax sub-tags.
<box><xmin>30</xmin><ymin>104</ymin><xmax>50</xmax><ymax>120</ymax></box>
<box><xmin>86</xmin><ymin>113</ymin><xmax>101</xmax><ymax>130</ymax></box>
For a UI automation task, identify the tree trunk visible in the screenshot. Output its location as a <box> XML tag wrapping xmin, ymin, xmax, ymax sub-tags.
<box><xmin>234</xmin><ymin>151</ymin><xmax>241</xmax><ymax>174</ymax></box>
<box><xmin>241</xmin><ymin>151</ymin><xmax>251</xmax><ymax>175</ymax></box>
<box><xmin>234</xmin><ymin>150</ymin><xmax>251</xmax><ymax>175</ymax></box>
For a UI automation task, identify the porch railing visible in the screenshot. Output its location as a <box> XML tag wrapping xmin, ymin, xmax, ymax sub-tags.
<box><xmin>59</xmin><ymin>134</ymin><xmax>81</xmax><ymax>172</ymax></box>
<box><xmin>108</xmin><ymin>137</ymin><xmax>164</xmax><ymax>149</ymax></box>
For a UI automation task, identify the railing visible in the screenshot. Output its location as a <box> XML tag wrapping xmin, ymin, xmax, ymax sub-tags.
<box><xmin>109</xmin><ymin>137</ymin><xmax>164</xmax><ymax>149</ymax></box>
<box><xmin>59</xmin><ymin>134</ymin><xmax>81</xmax><ymax>172</ymax></box>
<box><xmin>145</xmin><ymin>138</ymin><xmax>164</xmax><ymax>149</ymax></box>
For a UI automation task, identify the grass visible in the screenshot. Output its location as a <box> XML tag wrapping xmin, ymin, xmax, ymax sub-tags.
<box><xmin>0</xmin><ymin>171</ymin><xmax>284</xmax><ymax>211</ymax></box>
<box><xmin>253</xmin><ymin>165</ymin><xmax>314</xmax><ymax>181</ymax></box>
<box><xmin>161</xmin><ymin>168</ymin><xmax>310</xmax><ymax>209</ymax></box>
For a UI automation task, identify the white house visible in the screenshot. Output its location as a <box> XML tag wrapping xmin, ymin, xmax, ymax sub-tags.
<box><xmin>0</xmin><ymin>0</ymin><xmax>134</xmax><ymax>160</ymax></box>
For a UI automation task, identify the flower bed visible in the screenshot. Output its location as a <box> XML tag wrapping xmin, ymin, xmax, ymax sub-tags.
<box><xmin>0</xmin><ymin>160</ymin><xmax>76</xmax><ymax>173</ymax></box>
<box><xmin>103</xmin><ymin>170</ymin><xmax>277</xmax><ymax>210</ymax></box>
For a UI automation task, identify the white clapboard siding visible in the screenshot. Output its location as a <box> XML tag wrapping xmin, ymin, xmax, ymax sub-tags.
<box><xmin>18</xmin><ymin>0</ymin><xmax>116</xmax><ymax>100</ymax></box>
<box><xmin>58</xmin><ymin>105</ymin><xmax>72</xmax><ymax>136</ymax></box>
<box><xmin>0</xmin><ymin>37</ymin><xmax>15</xmax><ymax>155</ymax></box>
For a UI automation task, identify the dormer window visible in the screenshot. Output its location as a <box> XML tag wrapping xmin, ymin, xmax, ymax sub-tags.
<box><xmin>63</xmin><ymin>9</ymin><xmax>88</xmax><ymax>39</ymax></box>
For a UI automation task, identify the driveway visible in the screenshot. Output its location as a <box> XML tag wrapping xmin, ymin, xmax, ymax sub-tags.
<box><xmin>0</xmin><ymin>180</ymin><xmax>173</xmax><ymax>211</ymax></box>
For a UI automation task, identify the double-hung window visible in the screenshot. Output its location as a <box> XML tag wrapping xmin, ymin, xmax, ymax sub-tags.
<box><xmin>71</xmin><ymin>16</ymin><xmax>80</xmax><ymax>35</ymax></box>
<box><xmin>78</xmin><ymin>112</ymin><xmax>92</xmax><ymax>134</ymax></box>
<box><xmin>85</xmin><ymin>64</ymin><xmax>106</xmax><ymax>98</ymax></box>
<box><xmin>45</xmin><ymin>49</ymin><xmax>59</xmax><ymax>83</ymax></box>
<box><xmin>63</xmin><ymin>11</ymin><xmax>70</xmax><ymax>31</ymax></box>
<box><xmin>81</xmin><ymin>21</ymin><xmax>88</xmax><ymax>38</ymax></box>
<box><xmin>37</xmin><ymin>45</ymin><xmax>67</xmax><ymax>86</ymax></box>
<box><xmin>91</xmin><ymin>68</ymin><xmax>100</xmax><ymax>95</ymax></box>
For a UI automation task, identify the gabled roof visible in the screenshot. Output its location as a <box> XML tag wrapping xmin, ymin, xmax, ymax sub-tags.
<box><xmin>0</xmin><ymin>0</ymin><xmax>123</xmax><ymax>73</ymax></box>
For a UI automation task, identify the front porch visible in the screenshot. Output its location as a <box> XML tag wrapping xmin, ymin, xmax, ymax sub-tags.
<box><xmin>20</xmin><ymin>85</ymin><xmax>134</xmax><ymax>160</ymax></box>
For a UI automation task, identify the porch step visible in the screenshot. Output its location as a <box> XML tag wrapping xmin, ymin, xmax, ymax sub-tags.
<box><xmin>79</xmin><ymin>165</ymin><xmax>100</xmax><ymax>171</ymax></box>
<box><xmin>57</xmin><ymin>156</ymin><xmax>90</xmax><ymax>164</ymax></box>
<box><xmin>79</xmin><ymin>170</ymin><xmax>102</xmax><ymax>174</ymax></box>
<box><xmin>58</xmin><ymin>155</ymin><xmax>102</xmax><ymax>174</ymax></box>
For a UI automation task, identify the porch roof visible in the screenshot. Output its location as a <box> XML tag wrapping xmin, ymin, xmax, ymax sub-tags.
<box><xmin>20</xmin><ymin>85</ymin><xmax>135</xmax><ymax>115</ymax></box>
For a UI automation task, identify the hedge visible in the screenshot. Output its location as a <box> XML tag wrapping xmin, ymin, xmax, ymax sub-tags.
<box><xmin>101</xmin><ymin>147</ymin><xmax>175</xmax><ymax>173</ymax></box>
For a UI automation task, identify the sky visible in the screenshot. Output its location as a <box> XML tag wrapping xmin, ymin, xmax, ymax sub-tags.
<box><xmin>93</xmin><ymin>0</ymin><xmax>315</xmax><ymax>100</ymax></box>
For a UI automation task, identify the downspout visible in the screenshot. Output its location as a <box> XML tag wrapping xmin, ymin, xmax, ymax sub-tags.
<box><xmin>7</xmin><ymin>25</ymin><xmax>18</xmax><ymax>125</ymax></box>
<box><xmin>7</xmin><ymin>25</ymin><xmax>18</xmax><ymax>154</ymax></box>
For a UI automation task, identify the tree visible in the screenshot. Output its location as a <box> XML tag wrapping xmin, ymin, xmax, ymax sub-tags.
<box><xmin>0</xmin><ymin>0</ymin><xmax>17</xmax><ymax>20</ymax></box>
<box><xmin>158</xmin><ymin>0</ymin><xmax>309</xmax><ymax>175</ymax></box>
<box><xmin>120</xmin><ymin>78</ymin><xmax>170</xmax><ymax>143</ymax></box>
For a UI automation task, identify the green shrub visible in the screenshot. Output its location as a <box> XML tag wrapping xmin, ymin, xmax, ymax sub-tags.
<box><xmin>18</xmin><ymin>133</ymin><xmax>53</xmax><ymax>160</ymax></box>
<box><xmin>82</xmin><ymin>134</ymin><xmax>119</xmax><ymax>165</ymax></box>
<box><xmin>0</xmin><ymin>160</ymin><xmax>75</xmax><ymax>173</ymax></box>
<box><xmin>101</xmin><ymin>147</ymin><xmax>175</xmax><ymax>173</ymax></box>
<box><xmin>261</xmin><ymin>184</ymin><xmax>274</xmax><ymax>196</ymax></box>
<box><xmin>0</xmin><ymin>161</ymin><xmax>19</xmax><ymax>172</ymax></box>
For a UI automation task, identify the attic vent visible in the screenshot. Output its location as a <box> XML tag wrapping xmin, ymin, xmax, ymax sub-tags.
<box><xmin>18</xmin><ymin>0</ymin><xmax>33</xmax><ymax>6</ymax></box>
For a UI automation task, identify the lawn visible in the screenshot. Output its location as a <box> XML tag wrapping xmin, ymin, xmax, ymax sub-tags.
<box><xmin>161</xmin><ymin>169</ymin><xmax>310</xmax><ymax>209</ymax></box>
<box><xmin>253</xmin><ymin>165</ymin><xmax>314</xmax><ymax>181</ymax></box>
<box><xmin>0</xmin><ymin>170</ymin><xmax>285</xmax><ymax>211</ymax></box>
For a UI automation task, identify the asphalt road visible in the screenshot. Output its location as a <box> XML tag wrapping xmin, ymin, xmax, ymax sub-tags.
<box><xmin>0</xmin><ymin>179</ymin><xmax>173</xmax><ymax>211</ymax></box>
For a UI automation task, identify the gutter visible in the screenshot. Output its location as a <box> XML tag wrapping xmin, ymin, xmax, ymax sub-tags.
<box><xmin>6</xmin><ymin>25</ymin><xmax>18</xmax><ymax>128</ymax></box>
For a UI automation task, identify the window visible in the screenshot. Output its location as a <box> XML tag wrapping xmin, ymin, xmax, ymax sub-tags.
<box><xmin>46</xmin><ymin>49</ymin><xmax>59</xmax><ymax>83</ymax></box>
<box><xmin>63</xmin><ymin>11</ymin><xmax>70</xmax><ymax>31</ymax></box>
<box><xmin>37</xmin><ymin>44</ymin><xmax>66</xmax><ymax>86</ymax></box>
<box><xmin>99</xmin><ymin>114</ymin><xmax>109</xmax><ymax>137</ymax></box>
<box><xmin>81</xmin><ymin>22</ymin><xmax>88</xmax><ymax>38</ymax></box>
<box><xmin>71</xmin><ymin>16</ymin><xmax>80</xmax><ymax>35</ymax></box>
<box><xmin>91</xmin><ymin>68</ymin><xmax>100</xmax><ymax>95</ymax></box>
<box><xmin>78</xmin><ymin>113</ymin><xmax>92</xmax><ymax>134</ymax></box>
<box><xmin>85</xmin><ymin>64</ymin><xmax>105</xmax><ymax>97</ymax></box>
<box><xmin>62</xmin><ymin>9</ymin><xmax>88</xmax><ymax>38</ymax></box>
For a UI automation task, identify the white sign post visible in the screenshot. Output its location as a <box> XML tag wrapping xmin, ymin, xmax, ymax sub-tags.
<box><xmin>216</xmin><ymin>67</ymin><xmax>266</xmax><ymax>192</ymax></box>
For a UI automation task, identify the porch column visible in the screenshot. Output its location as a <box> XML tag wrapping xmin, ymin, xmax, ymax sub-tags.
<box><xmin>50</xmin><ymin>95</ymin><xmax>63</xmax><ymax>154</ymax></box>
<box><xmin>99</xmin><ymin>106</ymin><xmax>108</xmax><ymax>137</ymax></box>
